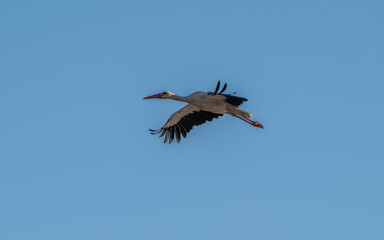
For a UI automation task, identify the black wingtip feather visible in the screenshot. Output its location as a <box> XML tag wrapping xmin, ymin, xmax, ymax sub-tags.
<box><xmin>164</xmin><ymin>130</ymin><xmax>170</xmax><ymax>144</ymax></box>
<box><xmin>159</xmin><ymin>129</ymin><xmax>166</xmax><ymax>138</ymax></box>
<box><xmin>219</xmin><ymin>83</ymin><xmax>227</xmax><ymax>94</ymax></box>
<box><xmin>175</xmin><ymin>125</ymin><xmax>181</xmax><ymax>143</ymax></box>
<box><xmin>149</xmin><ymin>129</ymin><xmax>161</xmax><ymax>135</ymax></box>
<box><xmin>213</xmin><ymin>81</ymin><xmax>220</xmax><ymax>95</ymax></box>
<box><xmin>169</xmin><ymin>127</ymin><xmax>175</xmax><ymax>144</ymax></box>
<box><xmin>178</xmin><ymin>124</ymin><xmax>187</xmax><ymax>138</ymax></box>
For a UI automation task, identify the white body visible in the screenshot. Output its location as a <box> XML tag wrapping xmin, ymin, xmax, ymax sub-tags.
<box><xmin>169</xmin><ymin>91</ymin><xmax>252</xmax><ymax>119</ymax></box>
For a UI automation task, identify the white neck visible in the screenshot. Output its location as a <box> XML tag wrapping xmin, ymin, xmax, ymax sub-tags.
<box><xmin>169</xmin><ymin>94</ymin><xmax>190</xmax><ymax>103</ymax></box>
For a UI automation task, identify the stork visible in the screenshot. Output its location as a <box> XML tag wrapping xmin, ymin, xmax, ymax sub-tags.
<box><xmin>143</xmin><ymin>81</ymin><xmax>264</xmax><ymax>143</ymax></box>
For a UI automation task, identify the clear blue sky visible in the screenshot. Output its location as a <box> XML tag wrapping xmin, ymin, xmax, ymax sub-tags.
<box><xmin>1</xmin><ymin>0</ymin><xmax>383</xmax><ymax>239</ymax></box>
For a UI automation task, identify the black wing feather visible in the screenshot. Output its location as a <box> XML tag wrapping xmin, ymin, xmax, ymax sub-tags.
<box><xmin>213</xmin><ymin>81</ymin><xmax>220</xmax><ymax>95</ymax></box>
<box><xmin>175</xmin><ymin>125</ymin><xmax>181</xmax><ymax>143</ymax></box>
<box><xmin>219</xmin><ymin>83</ymin><xmax>227</xmax><ymax>94</ymax></box>
<box><xmin>221</xmin><ymin>94</ymin><xmax>248</xmax><ymax>107</ymax></box>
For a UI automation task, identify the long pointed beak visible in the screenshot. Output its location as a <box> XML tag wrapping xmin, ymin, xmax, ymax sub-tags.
<box><xmin>143</xmin><ymin>93</ymin><xmax>162</xmax><ymax>99</ymax></box>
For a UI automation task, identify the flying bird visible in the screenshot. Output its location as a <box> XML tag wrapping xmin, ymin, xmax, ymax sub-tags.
<box><xmin>143</xmin><ymin>81</ymin><xmax>264</xmax><ymax>143</ymax></box>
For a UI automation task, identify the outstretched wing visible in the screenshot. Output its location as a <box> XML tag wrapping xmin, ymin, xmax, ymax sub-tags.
<box><xmin>207</xmin><ymin>81</ymin><xmax>247</xmax><ymax>107</ymax></box>
<box><xmin>149</xmin><ymin>104</ymin><xmax>223</xmax><ymax>144</ymax></box>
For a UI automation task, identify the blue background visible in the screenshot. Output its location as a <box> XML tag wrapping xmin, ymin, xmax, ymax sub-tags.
<box><xmin>1</xmin><ymin>0</ymin><xmax>383</xmax><ymax>239</ymax></box>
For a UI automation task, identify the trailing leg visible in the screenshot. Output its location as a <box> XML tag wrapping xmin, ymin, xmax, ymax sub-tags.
<box><xmin>230</xmin><ymin>113</ymin><xmax>264</xmax><ymax>128</ymax></box>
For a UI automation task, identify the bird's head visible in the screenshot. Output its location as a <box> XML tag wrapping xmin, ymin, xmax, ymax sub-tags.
<box><xmin>143</xmin><ymin>91</ymin><xmax>174</xmax><ymax>100</ymax></box>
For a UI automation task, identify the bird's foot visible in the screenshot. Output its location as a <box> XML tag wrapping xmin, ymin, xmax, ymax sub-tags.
<box><xmin>251</xmin><ymin>121</ymin><xmax>264</xmax><ymax>129</ymax></box>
